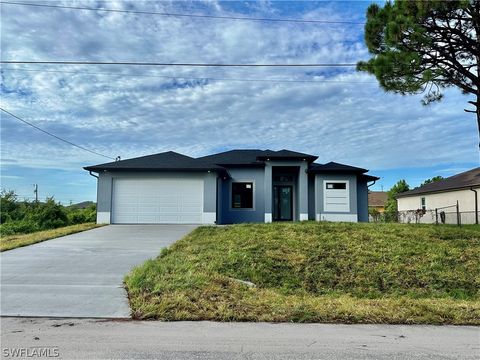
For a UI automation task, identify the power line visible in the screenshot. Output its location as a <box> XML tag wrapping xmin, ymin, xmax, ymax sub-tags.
<box><xmin>0</xmin><ymin>108</ymin><xmax>116</xmax><ymax>160</ymax></box>
<box><xmin>0</xmin><ymin>60</ymin><xmax>358</xmax><ymax>67</ymax></box>
<box><xmin>0</xmin><ymin>1</ymin><xmax>366</xmax><ymax>25</ymax></box>
<box><xmin>1</xmin><ymin>67</ymin><xmax>377</xmax><ymax>84</ymax></box>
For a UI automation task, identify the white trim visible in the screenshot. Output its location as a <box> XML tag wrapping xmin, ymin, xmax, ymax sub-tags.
<box><xmin>97</xmin><ymin>211</ymin><xmax>111</xmax><ymax>224</ymax></box>
<box><xmin>421</xmin><ymin>196</ymin><xmax>426</xmax><ymax>211</ymax></box>
<box><xmin>323</xmin><ymin>180</ymin><xmax>350</xmax><ymax>213</ymax></box>
<box><xmin>264</xmin><ymin>213</ymin><xmax>272</xmax><ymax>223</ymax></box>
<box><xmin>317</xmin><ymin>213</ymin><xmax>358</xmax><ymax>222</ymax></box>
<box><xmin>299</xmin><ymin>213</ymin><xmax>308</xmax><ymax>221</ymax></box>
<box><xmin>230</xmin><ymin>179</ymin><xmax>256</xmax><ymax>211</ymax></box>
<box><xmin>202</xmin><ymin>212</ymin><xmax>216</xmax><ymax>224</ymax></box>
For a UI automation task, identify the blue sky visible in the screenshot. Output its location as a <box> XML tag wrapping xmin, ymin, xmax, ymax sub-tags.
<box><xmin>0</xmin><ymin>0</ymin><xmax>477</xmax><ymax>204</ymax></box>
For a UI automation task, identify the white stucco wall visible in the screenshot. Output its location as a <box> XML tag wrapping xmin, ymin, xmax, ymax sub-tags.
<box><xmin>397</xmin><ymin>187</ymin><xmax>479</xmax><ymax>224</ymax></box>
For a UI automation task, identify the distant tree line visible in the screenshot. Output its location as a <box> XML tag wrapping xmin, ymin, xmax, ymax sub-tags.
<box><xmin>0</xmin><ymin>190</ymin><xmax>96</xmax><ymax>236</ymax></box>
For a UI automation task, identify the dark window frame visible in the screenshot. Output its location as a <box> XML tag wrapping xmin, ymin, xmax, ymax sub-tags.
<box><xmin>231</xmin><ymin>182</ymin><xmax>254</xmax><ymax>209</ymax></box>
<box><xmin>326</xmin><ymin>182</ymin><xmax>347</xmax><ymax>190</ymax></box>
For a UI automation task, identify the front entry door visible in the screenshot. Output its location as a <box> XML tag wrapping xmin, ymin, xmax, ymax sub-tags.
<box><xmin>273</xmin><ymin>185</ymin><xmax>293</xmax><ymax>221</ymax></box>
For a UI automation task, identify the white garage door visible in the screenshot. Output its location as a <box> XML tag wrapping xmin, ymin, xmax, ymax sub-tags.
<box><xmin>112</xmin><ymin>178</ymin><xmax>204</xmax><ymax>224</ymax></box>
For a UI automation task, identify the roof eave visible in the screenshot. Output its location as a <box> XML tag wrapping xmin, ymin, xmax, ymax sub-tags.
<box><xmin>362</xmin><ymin>175</ymin><xmax>380</xmax><ymax>181</ymax></box>
<box><xmin>216</xmin><ymin>162</ymin><xmax>266</xmax><ymax>168</ymax></box>
<box><xmin>396</xmin><ymin>184</ymin><xmax>480</xmax><ymax>198</ymax></box>
<box><xmin>83</xmin><ymin>167</ymin><xmax>224</xmax><ymax>173</ymax></box>
<box><xmin>307</xmin><ymin>169</ymin><xmax>368</xmax><ymax>174</ymax></box>
<box><xmin>257</xmin><ymin>156</ymin><xmax>318</xmax><ymax>162</ymax></box>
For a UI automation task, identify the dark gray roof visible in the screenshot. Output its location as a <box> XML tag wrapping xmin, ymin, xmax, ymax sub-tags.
<box><xmin>308</xmin><ymin>161</ymin><xmax>368</xmax><ymax>174</ymax></box>
<box><xmin>257</xmin><ymin>149</ymin><xmax>318</xmax><ymax>161</ymax></box>
<box><xmin>197</xmin><ymin>149</ymin><xmax>317</xmax><ymax>165</ymax></box>
<box><xmin>84</xmin><ymin>151</ymin><xmax>224</xmax><ymax>172</ymax></box>
<box><xmin>84</xmin><ymin>150</ymin><xmax>376</xmax><ymax>181</ymax></box>
<box><xmin>85</xmin><ymin>149</ymin><xmax>316</xmax><ymax>172</ymax></box>
<box><xmin>197</xmin><ymin>149</ymin><xmax>266</xmax><ymax>166</ymax></box>
<box><xmin>397</xmin><ymin>167</ymin><xmax>480</xmax><ymax>198</ymax></box>
<box><xmin>360</xmin><ymin>174</ymin><xmax>380</xmax><ymax>182</ymax></box>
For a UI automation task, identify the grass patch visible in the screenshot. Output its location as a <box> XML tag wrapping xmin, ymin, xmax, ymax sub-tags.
<box><xmin>0</xmin><ymin>222</ymin><xmax>103</xmax><ymax>251</ymax></box>
<box><xmin>125</xmin><ymin>222</ymin><xmax>480</xmax><ymax>324</ymax></box>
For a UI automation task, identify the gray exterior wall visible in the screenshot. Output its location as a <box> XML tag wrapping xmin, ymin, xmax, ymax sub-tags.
<box><xmin>96</xmin><ymin>172</ymin><xmax>112</xmax><ymax>215</ymax></box>
<box><xmin>308</xmin><ymin>174</ymin><xmax>316</xmax><ymax>220</ymax></box>
<box><xmin>264</xmin><ymin>163</ymin><xmax>272</xmax><ymax>222</ymax></box>
<box><xmin>216</xmin><ymin>177</ymin><xmax>223</xmax><ymax>224</ymax></box>
<box><xmin>95</xmin><ymin>171</ymin><xmax>216</xmax><ymax>224</ymax></box>
<box><xmin>314</xmin><ymin>173</ymin><xmax>358</xmax><ymax>222</ymax></box>
<box><xmin>218</xmin><ymin>167</ymin><xmax>265</xmax><ymax>224</ymax></box>
<box><xmin>297</xmin><ymin>162</ymin><xmax>309</xmax><ymax>220</ymax></box>
<box><xmin>203</xmin><ymin>172</ymin><xmax>217</xmax><ymax>213</ymax></box>
<box><xmin>356</xmin><ymin>179</ymin><xmax>369</xmax><ymax>222</ymax></box>
<box><xmin>94</xmin><ymin>164</ymin><xmax>371</xmax><ymax>224</ymax></box>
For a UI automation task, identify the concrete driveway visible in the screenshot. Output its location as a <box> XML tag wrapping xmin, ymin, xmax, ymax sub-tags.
<box><xmin>0</xmin><ymin>225</ymin><xmax>196</xmax><ymax>318</ymax></box>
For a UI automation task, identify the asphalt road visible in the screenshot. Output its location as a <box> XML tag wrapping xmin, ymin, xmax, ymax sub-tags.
<box><xmin>0</xmin><ymin>225</ymin><xmax>196</xmax><ymax>318</ymax></box>
<box><xmin>1</xmin><ymin>318</ymin><xmax>479</xmax><ymax>359</ymax></box>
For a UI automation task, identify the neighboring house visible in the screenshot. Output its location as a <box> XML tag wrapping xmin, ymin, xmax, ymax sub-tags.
<box><xmin>84</xmin><ymin>149</ymin><xmax>379</xmax><ymax>225</ymax></box>
<box><xmin>368</xmin><ymin>191</ymin><xmax>387</xmax><ymax>213</ymax></box>
<box><xmin>396</xmin><ymin>168</ymin><xmax>480</xmax><ymax>224</ymax></box>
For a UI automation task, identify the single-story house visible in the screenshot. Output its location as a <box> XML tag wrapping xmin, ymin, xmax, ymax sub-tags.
<box><xmin>84</xmin><ymin>149</ymin><xmax>379</xmax><ymax>225</ymax></box>
<box><xmin>368</xmin><ymin>191</ymin><xmax>388</xmax><ymax>213</ymax></box>
<box><xmin>396</xmin><ymin>167</ymin><xmax>480</xmax><ymax>224</ymax></box>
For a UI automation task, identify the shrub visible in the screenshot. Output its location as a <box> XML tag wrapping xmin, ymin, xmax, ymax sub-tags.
<box><xmin>0</xmin><ymin>190</ymin><xmax>96</xmax><ymax>236</ymax></box>
<box><xmin>68</xmin><ymin>211</ymin><xmax>88</xmax><ymax>225</ymax></box>
<box><xmin>67</xmin><ymin>204</ymin><xmax>96</xmax><ymax>224</ymax></box>
<box><xmin>1</xmin><ymin>190</ymin><xmax>19</xmax><ymax>223</ymax></box>
<box><xmin>31</xmin><ymin>198</ymin><xmax>69</xmax><ymax>230</ymax></box>
<box><xmin>0</xmin><ymin>220</ymin><xmax>39</xmax><ymax>236</ymax></box>
<box><xmin>83</xmin><ymin>204</ymin><xmax>97</xmax><ymax>222</ymax></box>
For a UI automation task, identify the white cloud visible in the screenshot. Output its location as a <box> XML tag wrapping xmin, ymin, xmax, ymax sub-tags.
<box><xmin>0</xmin><ymin>0</ymin><xmax>477</xmax><ymax>177</ymax></box>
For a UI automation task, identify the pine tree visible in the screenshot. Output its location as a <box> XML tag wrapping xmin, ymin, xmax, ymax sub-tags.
<box><xmin>358</xmin><ymin>1</ymin><xmax>479</xmax><ymax>145</ymax></box>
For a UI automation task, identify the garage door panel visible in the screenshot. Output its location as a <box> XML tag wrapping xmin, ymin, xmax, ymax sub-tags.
<box><xmin>137</xmin><ymin>216</ymin><xmax>160</xmax><ymax>224</ymax></box>
<box><xmin>114</xmin><ymin>215</ymin><xmax>137</xmax><ymax>223</ymax></box>
<box><xmin>116</xmin><ymin>205</ymin><xmax>138</xmax><ymax>213</ymax></box>
<box><xmin>181</xmin><ymin>205</ymin><xmax>202</xmax><ymax>212</ymax></box>
<box><xmin>137</xmin><ymin>206</ymin><xmax>159</xmax><ymax>213</ymax></box>
<box><xmin>112</xmin><ymin>178</ymin><xmax>204</xmax><ymax>224</ymax></box>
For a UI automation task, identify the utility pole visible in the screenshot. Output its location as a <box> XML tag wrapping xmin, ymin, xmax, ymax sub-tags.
<box><xmin>33</xmin><ymin>184</ymin><xmax>38</xmax><ymax>203</ymax></box>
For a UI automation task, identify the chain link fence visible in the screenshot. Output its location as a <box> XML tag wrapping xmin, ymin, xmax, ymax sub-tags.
<box><xmin>397</xmin><ymin>205</ymin><xmax>478</xmax><ymax>225</ymax></box>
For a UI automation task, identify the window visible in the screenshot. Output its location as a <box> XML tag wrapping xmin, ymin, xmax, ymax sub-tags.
<box><xmin>232</xmin><ymin>182</ymin><xmax>253</xmax><ymax>209</ymax></box>
<box><xmin>421</xmin><ymin>197</ymin><xmax>426</xmax><ymax>210</ymax></box>
<box><xmin>326</xmin><ymin>182</ymin><xmax>346</xmax><ymax>190</ymax></box>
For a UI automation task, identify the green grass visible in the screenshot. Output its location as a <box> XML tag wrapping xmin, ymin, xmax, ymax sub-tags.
<box><xmin>0</xmin><ymin>222</ymin><xmax>103</xmax><ymax>251</ymax></box>
<box><xmin>125</xmin><ymin>222</ymin><xmax>480</xmax><ymax>324</ymax></box>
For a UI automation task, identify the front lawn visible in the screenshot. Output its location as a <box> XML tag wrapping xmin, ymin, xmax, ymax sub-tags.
<box><xmin>0</xmin><ymin>223</ymin><xmax>103</xmax><ymax>251</ymax></box>
<box><xmin>125</xmin><ymin>222</ymin><xmax>480</xmax><ymax>324</ymax></box>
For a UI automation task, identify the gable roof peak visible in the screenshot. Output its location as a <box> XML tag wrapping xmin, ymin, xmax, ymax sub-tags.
<box><xmin>308</xmin><ymin>161</ymin><xmax>368</xmax><ymax>174</ymax></box>
<box><xmin>84</xmin><ymin>150</ymin><xmax>217</xmax><ymax>172</ymax></box>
